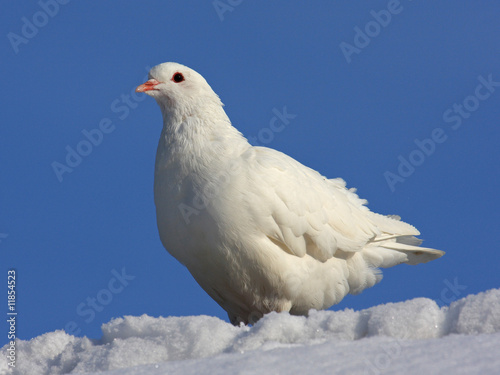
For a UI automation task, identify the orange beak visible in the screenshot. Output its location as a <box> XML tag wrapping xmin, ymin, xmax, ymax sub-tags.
<box><xmin>136</xmin><ymin>79</ymin><xmax>160</xmax><ymax>93</ymax></box>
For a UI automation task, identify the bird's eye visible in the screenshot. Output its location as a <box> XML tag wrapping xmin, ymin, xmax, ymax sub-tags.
<box><xmin>172</xmin><ymin>73</ymin><xmax>184</xmax><ymax>83</ymax></box>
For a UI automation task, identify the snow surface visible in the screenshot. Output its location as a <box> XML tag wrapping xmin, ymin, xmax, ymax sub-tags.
<box><xmin>2</xmin><ymin>289</ymin><xmax>500</xmax><ymax>375</ymax></box>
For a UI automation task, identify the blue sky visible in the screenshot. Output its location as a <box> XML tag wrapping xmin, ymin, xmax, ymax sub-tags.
<box><xmin>2</xmin><ymin>1</ymin><xmax>500</xmax><ymax>344</ymax></box>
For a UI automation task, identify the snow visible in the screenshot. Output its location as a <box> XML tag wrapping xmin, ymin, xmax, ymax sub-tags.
<box><xmin>2</xmin><ymin>289</ymin><xmax>500</xmax><ymax>375</ymax></box>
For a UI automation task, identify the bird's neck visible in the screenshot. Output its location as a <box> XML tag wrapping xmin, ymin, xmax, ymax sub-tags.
<box><xmin>154</xmin><ymin>107</ymin><xmax>249</xmax><ymax>183</ymax></box>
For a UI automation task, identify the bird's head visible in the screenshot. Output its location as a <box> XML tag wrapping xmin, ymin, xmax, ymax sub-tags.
<box><xmin>136</xmin><ymin>62</ymin><xmax>223</xmax><ymax>118</ymax></box>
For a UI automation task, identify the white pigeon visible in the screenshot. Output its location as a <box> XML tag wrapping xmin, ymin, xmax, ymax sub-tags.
<box><xmin>136</xmin><ymin>62</ymin><xmax>444</xmax><ymax>325</ymax></box>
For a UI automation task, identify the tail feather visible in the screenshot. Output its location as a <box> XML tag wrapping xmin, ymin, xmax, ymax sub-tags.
<box><xmin>395</xmin><ymin>235</ymin><xmax>423</xmax><ymax>246</ymax></box>
<box><xmin>364</xmin><ymin>213</ymin><xmax>445</xmax><ymax>266</ymax></box>
<box><xmin>363</xmin><ymin>240</ymin><xmax>444</xmax><ymax>268</ymax></box>
<box><xmin>381</xmin><ymin>242</ymin><xmax>445</xmax><ymax>265</ymax></box>
<box><xmin>347</xmin><ymin>213</ymin><xmax>444</xmax><ymax>295</ymax></box>
<box><xmin>370</xmin><ymin>234</ymin><xmax>423</xmax><ymax>246</ymax></box>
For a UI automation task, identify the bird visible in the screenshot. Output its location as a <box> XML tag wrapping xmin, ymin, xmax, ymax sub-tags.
<box><xmin>136</xmin><ymin>62</ymin><xmax>444</xmax><ymax>325</ymax></box>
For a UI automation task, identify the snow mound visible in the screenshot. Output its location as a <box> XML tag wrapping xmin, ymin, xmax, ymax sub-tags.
<box><xmin>2</xmin><ymin>289</ymin><xmax>500</xmax><ymax>375</ymax></box>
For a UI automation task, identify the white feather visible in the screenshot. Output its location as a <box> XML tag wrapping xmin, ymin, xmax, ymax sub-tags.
<box><xmin>139</xmin><ymin>62</ymin><xmax>445</xmax><ymax>325</ymax></box>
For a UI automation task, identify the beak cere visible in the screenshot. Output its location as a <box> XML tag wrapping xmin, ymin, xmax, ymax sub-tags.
<box><xmin>136</xmin><ymin>79</ymin><xmax>160</xmax><ymax>93</ymax></box>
